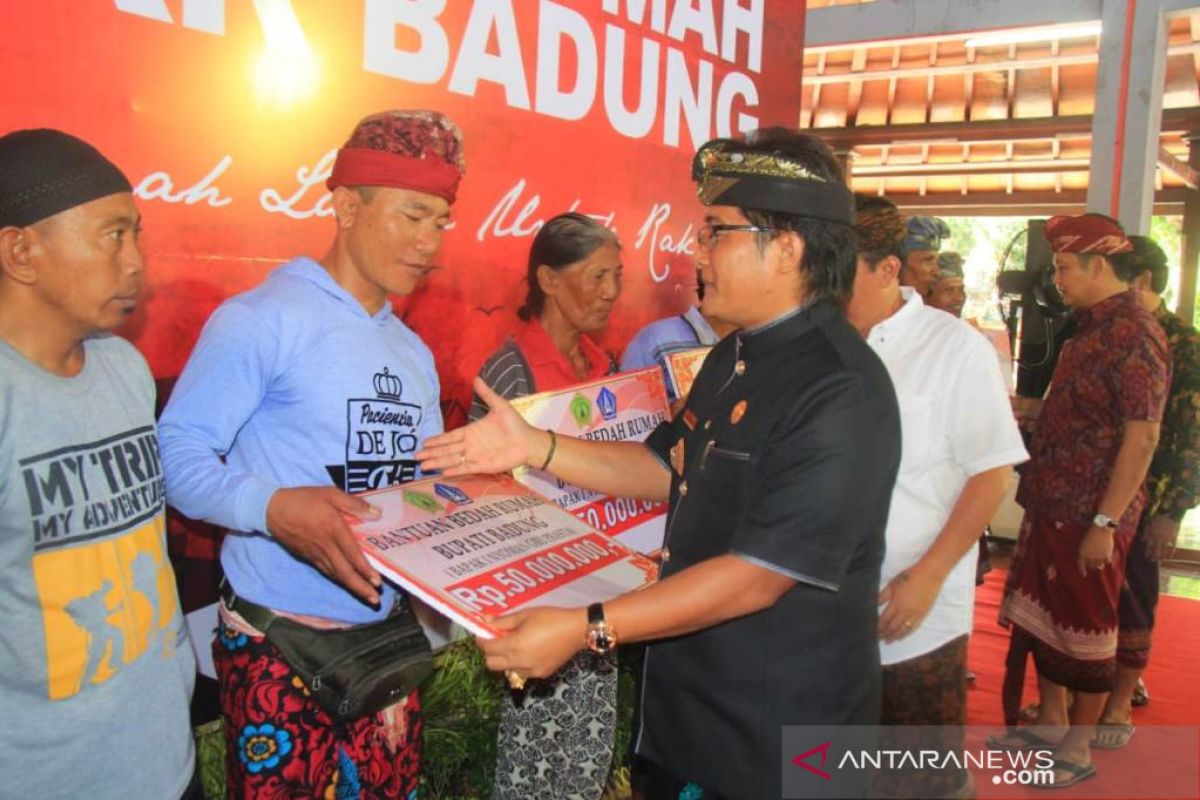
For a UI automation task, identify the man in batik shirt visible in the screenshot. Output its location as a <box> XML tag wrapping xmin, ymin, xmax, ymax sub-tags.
<box><xmin>997</xmin><ymin>214</ymin><xmax>1169</xmax><ymax>788</ymax></box>
<box><xmin>1095</xmin><ymin>235</ymin><xmax>1200</xmax><ymax>747</ymax></box>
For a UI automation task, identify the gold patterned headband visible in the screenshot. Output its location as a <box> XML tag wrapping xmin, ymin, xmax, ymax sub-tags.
<box><xmin>692</xmin><ymin>139</ymin><xmax>855</xmax><ymax>225</ymax></box>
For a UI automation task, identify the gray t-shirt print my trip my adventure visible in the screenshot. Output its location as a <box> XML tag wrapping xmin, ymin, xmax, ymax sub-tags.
<box><xmin>0</xmin><ymin>334</ymin><xmax>195</xmax><ymax>800</ymax></box>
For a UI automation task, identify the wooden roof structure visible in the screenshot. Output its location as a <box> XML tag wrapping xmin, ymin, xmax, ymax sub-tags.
<box><xmin>802</xmin><ymin>0</ymin><xmax>1200</xmax><ymax>215</ymax></box>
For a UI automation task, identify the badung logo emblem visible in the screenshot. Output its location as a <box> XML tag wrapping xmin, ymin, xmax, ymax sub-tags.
<box><xmin>597</xmin><ymin>387</ymin><xmax>618</xmax><ymax>421</ymax></box>
<box><xmin>434</xmin><ymin>483</ymin><xmax>471</xmax><ymax>505</ymax></box>
<box><xmin>569</xmin><ymin>394</ymin><xmax>593</xmax><ymax>428</ymax></box>
<box><xmin>402</xmin><ymin>491</ymin><xmax>442</xmax><ymax>514</ymax></box>
<box><xmin>792</xmin><ymin>741</ymin><xmax>832</xmax><ymax>780</ymax></box>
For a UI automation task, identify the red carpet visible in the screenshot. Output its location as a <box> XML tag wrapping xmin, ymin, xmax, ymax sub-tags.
<box><xmin>967</xmin><ymin>569</ymin><xmax>1200</xmax><ymax>727</ymax></box>
<box><xmin>964</xmin><ymin>570</ymin><xmax>1200</xmax><ymax>798</ymax></box>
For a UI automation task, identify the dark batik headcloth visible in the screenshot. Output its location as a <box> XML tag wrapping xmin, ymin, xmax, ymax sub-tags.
<box><xmin>691</xmin><ymin>138</ymin><xmax>855</xmax><ymax>225</ymax></box>
<box><xmin>936</xmin><ymin>252</ymin><xmax>965</xmax><ymax>281</ymax></box>
<box><xmin>853</xmin><ymin>198</ymin><xmax>906</xmax><ymax>254</ymax></box>
<box><xmin>901</xmin><ymin>215</ymin><xmax>951</xmax><ymax>254</ymax></box>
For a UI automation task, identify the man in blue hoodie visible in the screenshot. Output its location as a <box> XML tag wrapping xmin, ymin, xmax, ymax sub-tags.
<box><xmin>159</xmin><ymin>110</ymin><xmax>464</xmax><ymax>798</ymax></box>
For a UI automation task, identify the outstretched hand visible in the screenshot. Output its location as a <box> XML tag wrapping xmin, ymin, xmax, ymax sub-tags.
<box><xmin>417</xmin><ymin>377</ymin><xmax>547</xmax><ymax>476</ymax></box>
<box><xmin>266</xmin><ymin>486</ymin><xmax>383</xmax><ymax>606</ymax></box>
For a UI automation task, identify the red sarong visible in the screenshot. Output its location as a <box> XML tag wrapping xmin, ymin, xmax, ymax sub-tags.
<box><xmin>1117</xmin><ymin>514</ymin><xmax>1160</xmax><ymax>669</ymax></box>
<box><xmin>999</xmin><ymin>512</ymin><xmax>1133</xmax><ymax>706</ymax></box>
<box><xmin>212</xmin><ymin>608</ymin><xmax>422</xmax><ymax>799</ymax></box>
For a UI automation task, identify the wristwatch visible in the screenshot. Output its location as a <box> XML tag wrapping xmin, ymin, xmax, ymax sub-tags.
<box><xmin>585</xmin><ymin>603</ymin><xmax>617</xmax><ymax>654</ymax></box>
<box><xmin>1093</xmin><ymin>513</ymin><xmax>1119</xmax><ymax>530</ymax></box>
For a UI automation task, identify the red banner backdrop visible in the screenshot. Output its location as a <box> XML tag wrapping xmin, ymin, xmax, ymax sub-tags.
<box><xmin>2</xmin><ymin>1</ymin><xmax>805</xmax><ymax>427</ymax></box>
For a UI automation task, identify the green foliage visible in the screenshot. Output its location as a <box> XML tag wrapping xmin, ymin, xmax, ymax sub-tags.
<box><xmin>420</xmin><ymin>641</ymin><xmax>506</xmax><ymax>799</ymax></box>
<box><xmin>612</xmin><ymin>645</ymin><xmax>641</xmax><ymax>770</ymax></box>
<box><xmin>943</xmin><ymin>217</ymin><xmax>1029</xmax><ymax>275</ymax></box>
<box><xmin>940</xmin><ymin>217</ymin><xmax>1031</xmax><ymax>324</ymax></box>
<box><xmin>603</xmin><ymin>643</ymin><xmax>644</xmax><ymax>800</ymax></box>
<box><xmin>1149</xmin><ymin>215</ymin><xmax>1184</xmax><ymax>309</ymax></box>
<box><xmin>195</xmin><ymin>719</ymin><xmax>225</xmax><ymax>799</ymax></box>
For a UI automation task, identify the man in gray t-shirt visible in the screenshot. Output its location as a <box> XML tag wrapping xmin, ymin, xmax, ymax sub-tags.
<box><xmin>0</xmin><ymin>129</ymin><xmax>197</xmax><ymax>799</ymax></box>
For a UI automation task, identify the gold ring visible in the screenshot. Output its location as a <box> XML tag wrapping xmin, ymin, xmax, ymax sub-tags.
<box><xmin>505</xmin><ymin>670</ymin><xmax>526</xmax><ymax>690</ymax></box>
<box><xmin>459</xmin><ymin>454</ymin><xmax>467</xmax><ymax>468</ymax></box>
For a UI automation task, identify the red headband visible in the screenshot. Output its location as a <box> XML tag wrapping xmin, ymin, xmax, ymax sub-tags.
<box><xmin>326</xmin><ymin>147</ymin><xmax>461</xmax><ymax>204</ymax></box>
<box><xmin>1045</xmin><ymin>214</ymin><xmax>1132</xmax><ymax>255</ymax></box>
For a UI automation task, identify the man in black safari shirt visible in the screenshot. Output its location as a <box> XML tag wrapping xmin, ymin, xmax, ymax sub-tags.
<box><xmin>419</xmin><ymin>129</ymin><xmax>901</xmax><ymax>799</ymax></box>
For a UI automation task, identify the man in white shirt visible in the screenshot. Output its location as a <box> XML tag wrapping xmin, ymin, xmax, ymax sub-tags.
<box><xmin>847</xmin><ymin>195</ymin><xmax>1029</xmax><ymax>798</ymax></box>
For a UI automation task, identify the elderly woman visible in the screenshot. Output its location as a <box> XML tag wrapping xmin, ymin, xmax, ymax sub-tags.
<box><xmin>470</xmin><ymin>212</ymin><xmax>622</xmax><ymax>418</ymax></box>
<box><xmin>470</xmin><ymin>211</ymin><xmax>623</xmax><ymax>800</ymax></box>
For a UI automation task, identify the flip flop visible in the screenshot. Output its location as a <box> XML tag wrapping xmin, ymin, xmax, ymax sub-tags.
<box><xmin>1092</xmin><ymin>722</ymin><xmax>1135</xmax><ymax>749</ymax></box>
<box><xmin>1132</xmin><ymin>679</ymin><xmax>1150</xmax><ymax>707</ymax></box>
<box><xmin>986</xmin><ymin>728</ymin><xmax>1060</xmax><ymax>752</ymax></box>
<box><xmin>1020</xmin><ymin>694</ymin><xmax>1075</xmax><ymax>722</ymax></box>
<box><xmin>1033</xmin><ymin>759</ymin><xmax>1096</xmax><ymax>790</ymax></box>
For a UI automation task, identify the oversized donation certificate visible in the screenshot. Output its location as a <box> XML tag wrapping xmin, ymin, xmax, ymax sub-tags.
<box><xmin>351</xmin><ymin>474</ymin><xmax>659</xmax><ymax>638</ymax></box>
<box><xmin>665</xmin><ymin>347</ymin><xmax>712</xmax><ymax>400</ymax></box>
<box><xmin>508</xmin><ymin>368</ymin><xmax>670</xmax><ymax>553</ymax></box>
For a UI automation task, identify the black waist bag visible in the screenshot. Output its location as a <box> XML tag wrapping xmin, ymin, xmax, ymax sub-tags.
<box><xmin>226</xmin><ymin>586</ymin><xmax>434</xmax><ymax>722</ymax></box>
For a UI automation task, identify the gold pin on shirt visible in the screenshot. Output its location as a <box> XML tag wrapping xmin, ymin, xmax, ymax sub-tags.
<box><xmin>730</xmin><ymin>400</ymin><xmax>748</xmax><ymax>424</ymax></box>
<box><xmin>670</xmin><ymin>439</ymin><xmax>686</xmax><ymax>475</ymax></box>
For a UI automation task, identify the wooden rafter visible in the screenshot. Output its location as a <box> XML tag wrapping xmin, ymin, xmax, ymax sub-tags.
<box><xmin>801</xmin><ymin>12</ymin><xmax>1200</xmax><ymax>208</ymax></box>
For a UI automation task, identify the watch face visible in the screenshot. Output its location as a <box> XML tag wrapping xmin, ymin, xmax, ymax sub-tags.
<box><xmin>587</xmin><ymin>624</ymin><xmax>615</xmax><ymax>654</ymax></box>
